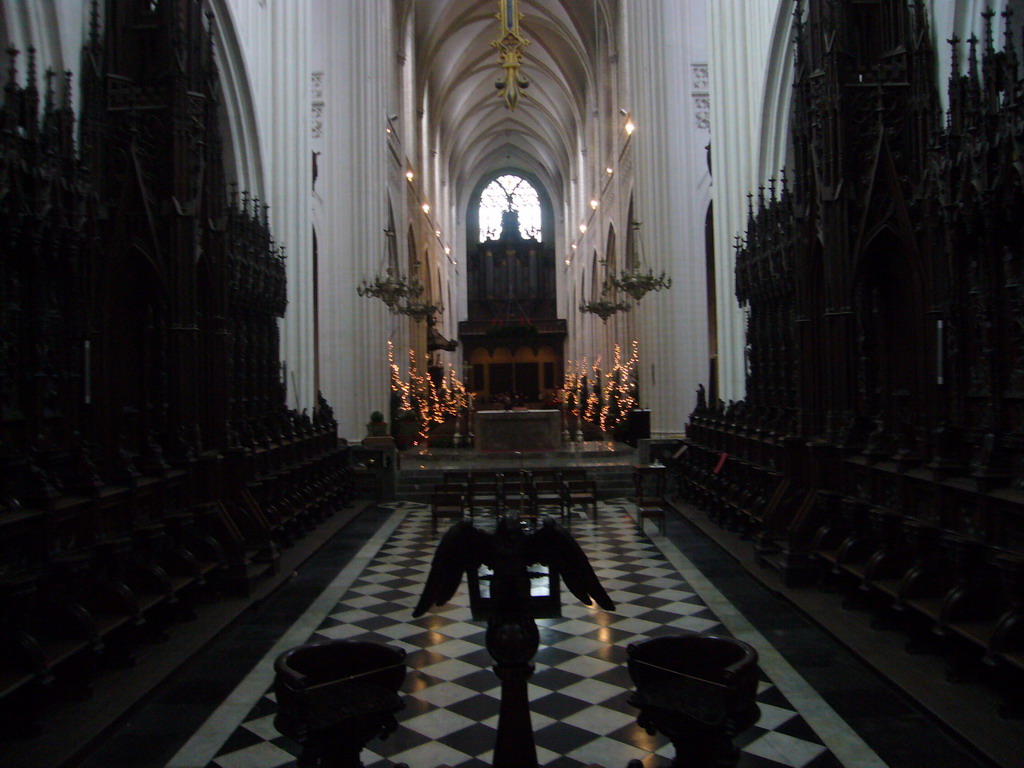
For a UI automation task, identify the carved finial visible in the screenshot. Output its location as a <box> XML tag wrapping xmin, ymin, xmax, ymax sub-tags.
<box><xmin>26</xmin><ymin>46</ymin><xmax>36</xmax><ymax>88</ymax></box>
<box><xmin>948</xmin><ymin>35</ymin><xmax>961</xmax><ymax>76</ymax></box>
<box><xmin>5</xmin><ymin>47</ymin><xmax>16</xmax><ymax>88</ymax></box>
<box><xmin>89</xmin><ymin>0</ymin><xmax>101</xmax><ymax>46</ymax></box>
<box><xmin>26</xmin><ymin>45</ymin><xmax>36</xmax><ymax>87</ymax></box>
<box><xmin>982</xmin><ymin>7</ymin><xmax>996</xmax><ymax>54</ymax></box>
<box><xmin>63</xmin><ymin>69</ymin><xmax>72</xmax><ymax>111</ymax></box>
<box><xmin>967</xmin><ymin>34</ymin><xmax>981</xmax><ymax>112</ymax></box>
<box><xmin>792</xmin><ymin>0</ymin><xmax>805</xmax><ymax>69</ymax></box>
<box><xmin>1003</xmin><ymin>7</ymin><xmax>1018</xmax><ymax>79</ymax></box>
<box><xmin>44</xmin><ymin>67</ymin><xmax>55</xmax><ymax>111</ymax></box>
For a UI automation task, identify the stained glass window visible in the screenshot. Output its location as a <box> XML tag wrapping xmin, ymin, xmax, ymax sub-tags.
<box><xmin>479</xmin><ymin>174</ymin><xmax>542</xmax><ymax>242</ymax></box>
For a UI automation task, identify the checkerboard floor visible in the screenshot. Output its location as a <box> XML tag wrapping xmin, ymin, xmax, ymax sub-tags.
<box><xmin>205</xmin><ymin>501</ymin><xmax>855</xmax><ymax>768</ymax></box>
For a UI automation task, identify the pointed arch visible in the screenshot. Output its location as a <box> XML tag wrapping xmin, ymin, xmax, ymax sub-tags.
<box><xmin>466</xmin><ymin>168</ymin><xmax>555</xmax><ymax>244</ymax></box>
<box><xmin>605</xmin><ymin>223</ymin><xmax>617</xmax><ymax>301</ymax></box>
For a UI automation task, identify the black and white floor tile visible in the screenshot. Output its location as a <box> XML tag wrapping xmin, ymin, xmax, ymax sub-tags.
<box><xmin>168</xmin><ymin>501</ymin><xmax>886</xmax><ymax>768</ymax></box>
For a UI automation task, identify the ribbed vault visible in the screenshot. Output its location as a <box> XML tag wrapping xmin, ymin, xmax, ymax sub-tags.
<box><xmin>407</xmin><ymin>0</ymin><xmax>614</xmax><ymax>215</ymax></box>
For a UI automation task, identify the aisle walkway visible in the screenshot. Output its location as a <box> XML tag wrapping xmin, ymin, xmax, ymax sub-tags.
<box><xmin>167</xmin><ymin>501</ymin><xmax>885</xmax><ymax>768</ymax></box>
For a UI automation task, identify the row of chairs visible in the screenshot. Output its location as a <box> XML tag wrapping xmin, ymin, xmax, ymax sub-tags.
<box><xmin>429</xmin><ymin>469</ymin><xmax>598</xmax><ymax>532</ymax></box>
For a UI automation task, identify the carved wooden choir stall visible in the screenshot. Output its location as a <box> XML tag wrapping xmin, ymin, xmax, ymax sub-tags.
<box><xmin>0</xmin><ymin>0</ymin><xmax>352</xmax><ymax>737</ymax></box>
<box><xmin>675</xmin><ymin>1</ymin><xmax>1024</xmax><ymax>714</ymax></box>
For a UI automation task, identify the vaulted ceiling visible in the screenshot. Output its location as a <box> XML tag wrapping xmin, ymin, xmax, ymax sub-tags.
<box><xmin>405</xmin><ymin>0</ymin><xmax>615</xmax><ymax>215</ymax></box>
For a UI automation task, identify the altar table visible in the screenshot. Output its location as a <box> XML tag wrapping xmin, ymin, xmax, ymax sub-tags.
<box><xmin>474</xmin><ymin>409</ymin><xmax>562</xmax><ymax>451</ymax></box>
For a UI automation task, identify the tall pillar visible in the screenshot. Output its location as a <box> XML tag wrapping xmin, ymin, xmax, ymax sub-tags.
<box><xmin>269</xmin><ymin>0</ymin><xmax>314</xmax><ymax>415</ymax></box>
<box><xmin>312</xmin><ymin>0</ymin><xmax>392</xmax><ymax>439</ymax></box>
<box><xmin>623</xmin><ymin>0</ymin><xmax>710</xmax><ymax>436</ymax></box>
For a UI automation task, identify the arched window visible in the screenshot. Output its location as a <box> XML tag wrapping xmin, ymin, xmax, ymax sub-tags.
<box><xmin>478</xmin><ymin>174</ymin><xmax>542</xmax><ymax>242</ymax></box>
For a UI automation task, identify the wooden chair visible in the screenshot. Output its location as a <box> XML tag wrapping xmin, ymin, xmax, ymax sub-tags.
<box><xmin>634</xmin><ymin>465</ymin><xmax>668</xmax><ymax>535</ymax></box>
<box><xmin>562</xmin><ymin>474</ymin><xmax>598</xmax><ymax>521</ymax></box>
<box><xmin>531</xmin><ymin>474</ymin><xmax>566</xmax><ymax>521</ymax></box>
<box><xmin>430</xmin><ymin>488</ymin><xmax>466</xmax><ymax>533</ymax></box>
<box><xmin>433</xmin><ymin>481</ymin><xmax>468</xmax><ymax>515</ymax></box>
<box><xmin>635</xmin><ymin>497</ymin><xmax>668</xmax><ymax>536</ymax></box>
<box><xmin>468</xmin><ymin>472</ymin><xmax>502</xmax><ymax>518</ymax></box>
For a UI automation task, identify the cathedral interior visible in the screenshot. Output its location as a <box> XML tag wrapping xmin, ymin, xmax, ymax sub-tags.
<box><xmin>2</xmin><ymin>1</ymin><xmax>1024</xmax><ymax>767</ymax></box>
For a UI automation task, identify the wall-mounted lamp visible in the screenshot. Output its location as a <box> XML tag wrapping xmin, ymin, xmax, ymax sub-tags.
<box><xmin>625</xmin><ymin>119</ymin><xmax>635</xmax><ymax>136</ymax></box>
<box><xmin>422</xmin><ymin>203</ymin><xmax>430</xmax><ymax>214</ymax></box>
<box><xmin>435</xmin><ymin>229</ymin><xmax>441</xmax><ymax>237</ymax></box>
<box><xmin>571</xmin><ymin>243</ymin><xmax>577</xmax><ymax>250</ymax></box>
<box><xmin>406</xmin><ymin>170</ymin><xmax>414</xmax><ymax>181</ymax></box>
<box><xmin>579</xmin><ymin>223</ymin><xmax>587</xmax><ymax>234</ymax></box>
<box><xmin>606</xmin><ymin>167</ymin><xmax>614</xmax><ymax>176</ymax></box>
<box><xmin>590</xmin><ymin>199</ymin><xmax>599</xmax><ymax>210</ymax></box>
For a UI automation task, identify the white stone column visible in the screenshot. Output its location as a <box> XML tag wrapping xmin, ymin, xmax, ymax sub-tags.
<box><xmin>623</xmin><ymin>0</ymin><xmax>710</xmax><ymax>436</ymax></box>
<box><xmin>312</xmin><ymin>0</ymin><xmax>392</xmax><ymax>440</ymax></box>
<box><xmin>270</xmin><ymin>0</ymin><xmax>314</xmax><ymax>416</ymax></box>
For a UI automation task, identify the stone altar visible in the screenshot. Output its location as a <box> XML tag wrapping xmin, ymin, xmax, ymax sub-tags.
<box><xmin>474</xmin><ymin>409</ymin><xmax>562</xmax><ymax>451</ymax></box>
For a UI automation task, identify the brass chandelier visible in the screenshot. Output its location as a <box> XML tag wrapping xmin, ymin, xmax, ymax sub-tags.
<box><xmin>605</xmin><ymin>220</ymin><xmax>672</xmax><ymax>303</ymax></box>
<box><xmin>357</xmin><ymin>228</ymin><xmax>424</xmax><ymax>313</ymax></box>
<box><xmin>579</xmin><ymin>295</ymin><xmax>631</xmax><ymax>323</ymax></box>
<box><xmin>400</xmin><ymin>296</ymin><xmax>444</xmax><ymax>323</ymax></box>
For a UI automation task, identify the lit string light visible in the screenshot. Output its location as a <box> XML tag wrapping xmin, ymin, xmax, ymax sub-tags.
<box><xmin>388</xmin><ymin>340</ymin><xmax>412</xmax><ymax>411</ymax></box>
<box><xmin>585</xmin><ymin>356</ymin><xmax>602</xmax><ymax>426</ymax></box>
<box><xmin>563</xmin><ymin>362</ymin><xmax>581</xmax><ymax>418</ymax></box>
<box><xmin>387</xmin><ymin>342</ymin><xmax>470</xmax><ymax>445</ymax></box>
<box><xmin>600</xmin><ymin>341</ymin><xmax>639</xmax><ymax>433</ymax></box>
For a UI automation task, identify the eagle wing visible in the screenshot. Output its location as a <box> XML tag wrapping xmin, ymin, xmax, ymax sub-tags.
<box><xmin>526</xmin><ymin>518</ymin><xmax>615</xmax><ymax>611</ymax></box>
<box><xmin>413</xmin><ymin>520</ymin><xmax>493</xmax><ymax>617</ymax></box>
